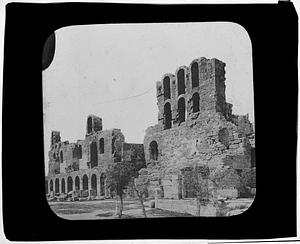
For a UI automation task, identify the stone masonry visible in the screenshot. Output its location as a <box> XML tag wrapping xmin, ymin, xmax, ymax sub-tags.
<box><xmin>143</xmin><ymin>57</ymin><xmax>255</xmax><ymax>199</ymax></box>
<box><xmin>45</xmin><ymin>115</ymin><xmax>145</xmax><ymax>198</ymax></box>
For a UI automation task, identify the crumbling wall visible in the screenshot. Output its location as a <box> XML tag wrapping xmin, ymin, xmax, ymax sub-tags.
<box><xmin>155</xmin><ymin>58</ymin><xmax>229</xmax><ymax>132</ymax></box>
<box><xmin>143</xmin><ymin>57</ymin><xmax>255</xmax><ymax>199</ymax></box>
<box><xmin>144</xmin><ymin>112</ymin><xmax>251</xmax><ymax>171</ymax></box>
<box><xmin>48</xmin><ymin>117</ymin><xmax>126</xmax><ymax>176</ymax></box>
<box><xmin>122</xmin><ymin>143</ymin><xmax>145</xmax><ymax>162</ymax></box>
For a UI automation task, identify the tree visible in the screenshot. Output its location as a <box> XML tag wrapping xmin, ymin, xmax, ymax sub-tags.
<box><xmin>209</xmin><ymin>165</ymin><xmax>241</xmax><ymax>189</ymax></box>
<box><xmin>183</xmin><ymin>164</ymin><xmax>242</xmax><ymax>216</ymax></box>
<box><xmin>182</xmin><ymin>165</ymin><xmax>211</xmax><ymax>216</ymax></box>
<box><xmin>106</xmin><ymin>159</ymin><xmax>146</xmax><ymax>218</ymax></box>
<box><xmin>239</xmin><ymin>167</ymin><xmax>256</xmax><ymax>197</ymax></box>
<box><xmin>130</xmin><ymin>169</ymin><xmax>149</xmax><ymax>218</ymax></box>
<box><xmin>106</xmin><ymin>161</ymin><xmax>136</xmax><ymax>218</ymax></box>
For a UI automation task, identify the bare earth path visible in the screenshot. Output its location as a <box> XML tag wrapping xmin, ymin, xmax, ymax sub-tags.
<box><xmin>48</xmin><ymin>199</ymin><xmax>194</xmax><ymax>220</ymax></box>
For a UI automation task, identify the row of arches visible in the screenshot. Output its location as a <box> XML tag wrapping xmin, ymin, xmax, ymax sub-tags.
<box><xmin>163</xmin><ymin>64</ymin><xmax>202</xmax><ymax>100</ymax></box>
<box><xmin>163</xmin><ymin>93</ymin><xmax>200</xmax><ymax>130</ymax></box>
<box><xmin>46</xmin><ymin>173</ymin><xmax>107</xmax><ymax>196</ymax></box>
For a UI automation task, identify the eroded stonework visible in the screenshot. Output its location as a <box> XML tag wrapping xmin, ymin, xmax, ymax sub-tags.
<box><xmin>46</xmin><ymin>115</ymin><xmax>145</xmax><ymax>199</ymax></box>
<box><xmin>143</xmin><ymin>57</ymin><xmax>255</xmax><ymax>199</ymax></box>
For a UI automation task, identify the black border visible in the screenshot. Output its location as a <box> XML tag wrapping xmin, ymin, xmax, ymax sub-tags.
<box><xmin>2</xmin><ymin>1</ymin><xmax>298</xmax><ymax>241</ymax></box>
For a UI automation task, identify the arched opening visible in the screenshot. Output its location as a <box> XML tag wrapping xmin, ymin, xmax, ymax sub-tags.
<box><xmin>60</xmin><ymin>151</ymin><xmax>63</xmax><ymax>163</ymax></box>
<box><xmin>61</xmin><ymin>178</ymin><xmax>65</xmax><ymax>194</ymax></box>
<box><xmin>192</xmin><ymin>92</ymin><xmax>200</xmax><ymax>113</ymax></box>
<box><xmin>163</xmin><ymin>76</ymin><xmax>171</xmax><ymax>100</ymax></box>
<box><xmin>87</xmin><ymin>117</ymin><xmax>93</xmax><ymax>134</ymax></box>
<box><xmin>78</xmin><ymin>145</ymin><xmax>82</xmax><ymax>158</ymax></box>
<box><xmin>149</xmin><ymin>141</ymin><xmax>158</xmax><ymax>160</ymax></box>
<box><xmin>50</xmin><ymin>180</ymin><xmax>53</xmax><ymax>192</ymax></box>
<box><xmin>178</xmin><ymin>97</ymin><xmax>186</xmax><ymax>123</ymax></box>
<box><xmin>177</xmin><ymin>69</ymin><xmax>185</xmax><ymax>95</ymax></box>
<box><xmin>55</xmin><ymin>178</ymin><xmax>59</xmax><ymax>194</ymax></box>
<box><xmin>45</xmin><ymin>181</ymin><xmax>48</xmax><ymax>194</ymax></box>
<box><xmin>83</xmin><ymin>174</ymin><xmax>89</xmax><ymax>191</ymax></box>
<box><xmin>164</xmin><ymin>102</ymin><xmax>172</xmax><ymax>130</ymax></box>
<box><xmin>191</xmin><ymin>62</ymin><xmax>199</xmax><ymax>88</ymax></box>
<box><xmin>100</xmin><ymin>174</ymin><xmax>106</xmax><ymax>196</ymax></box>
<box><xmin>91</xmin><ymin>174</ymin><xmax>97</xmax><ymax>195</ymax></box>
<box><xmin>90</xmin><ymin>141</ymin><xmax>98</xmax><ymax>168</ymax></box>
<box><xmin>75</xmin><ymin>176</ymin><xmax>80</xmax><ymax>191</ymax></box>
<box><xmin>99</xmin><ymin>138</ymin><xmax>104</xmax><ymax>154</ymax></box>
<box><xmin>67</xmin><ymin>176</ymin><xmax>73</xmax><ymax>192</ymax></box>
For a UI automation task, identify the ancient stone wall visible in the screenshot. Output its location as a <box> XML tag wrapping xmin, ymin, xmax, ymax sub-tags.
<box><xmin>143</xmin><ymin>57</ymin><xmax>255</xmax><ymax>199</ymax></box>
<box><xmin>47</xmin><ymin>115</ymin><xmax>145</xmax><ymax>198</ymax></box>
<box><xmin>48</xmin><ymin>115</ymin><xmax>128</xmax><ymax>176</ymax></box>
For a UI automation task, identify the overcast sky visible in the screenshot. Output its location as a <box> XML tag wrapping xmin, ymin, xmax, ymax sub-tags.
<box><xmin>43</xmin><ymin>22</ymin><xmax>254</xmax><ymax>174</ymax></box>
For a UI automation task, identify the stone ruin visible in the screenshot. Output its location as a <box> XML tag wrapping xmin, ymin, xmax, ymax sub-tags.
<box><xmin>143</xmin><ymin>57</ymin><xmax>255</xmax><ymax>199</ymax></box>
<box><xmin>45</xmin><ymin>57</ymin><xmax>255</xmax><ymax>203</ymax></box>
<box><xmin>45</xmin><ymin>115</ymin><xmax>145</xmax><ymax>200</ymax></box>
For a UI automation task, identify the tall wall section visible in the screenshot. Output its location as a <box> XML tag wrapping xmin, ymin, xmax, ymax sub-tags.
<box><xmin>143</xmin><ymin>57</ymin><xmax>255</xmax><ymax>199</ymax></box>
<box><xmin>48</xmin><ymin>115</ymin><xmax>127</xmax><ymax>176</ymax></box>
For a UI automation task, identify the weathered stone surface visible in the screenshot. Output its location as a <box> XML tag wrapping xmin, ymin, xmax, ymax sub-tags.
<box><xmin>143</xmin><ymin>57</ymin><xmax>255</xmax><ymax>200</ymax></box>
<box><xmin>46</xmin><ymin>115</ymin><xmax>145</xmax><ymax>198</ymax></box>
<box><xmin>46</xmin><ymin>56</ymin><xmax>255</xmax><ymax>206</ymax></box>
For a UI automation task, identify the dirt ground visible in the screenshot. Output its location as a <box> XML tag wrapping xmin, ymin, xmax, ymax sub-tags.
<box><xmin>48</xmin><ymin>199</ymin><xmax>194</xmax><ymax>220</ymax></box>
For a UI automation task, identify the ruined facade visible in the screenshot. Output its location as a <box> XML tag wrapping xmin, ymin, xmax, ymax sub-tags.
<box><xmin>143</xmin><ymin>57</ymin><xmax>255</xmax><ymax>199</ymax></box>
<box><xmin>45</xmin><ymin>115</ymin><xmax>145</xmax><ymax>198</ymax></box>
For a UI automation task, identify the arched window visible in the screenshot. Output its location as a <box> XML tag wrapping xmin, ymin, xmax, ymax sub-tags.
<box><xmin>50</xmin><ymin>180</ymin><xmax>53</xmax><ymax>192</ymax></box>
<box><xmin>67</xmin><ymin>176</ymin><xmax>73</xmax><ymax>192</ymax></box>
<box><xmin>60</xmin><ymin>151</ymin><xmax>63</xmax><ymax>163</ymax></box>
<box><xmin>177</xmin><ymin>69</ymin><xmax>185</xmax><ymax>95</ymax></box>
<box><xmin>178</xmin><ymin>97</ymin><xmax>186</xmax><ymax>123</ymax></box>
<box><xmin>164</xmin><ymin>102</ymin><xmax>172</xmax><ymax>130</ymax></box>
<box><xmin>99</xmin><ymin>138</ymin><xmax>104</xmax><ymax>154</ymax></box>
<box><xmin>100</xmin><ymin>174</ymin><xmax>106</xmax><ymax>196</ymax></box>
<box><xmin>91</xmin><ymin>174</ymin><xmax>97</xmax><ymax>195</ymax></box>
<box><xmin>191</xmin><ymin>62</ymin><xmax>199</xmax><ymax>88</ymax></box>
<box><xmin>83</xmin><ymin>175</ymin><xmax>89</xmax><ymax>191</ymax></box>
<box><xmin>90</xmin><ymin>141</ymin><xmax>98</xmax><ymax>168</ymax></box>
<box><xmin>61</xmin><ymin>178</ymin><xmax>65</xmax><ymax>194</ymax></box>
<box><xmin>78</xmin><ymin>145</ymin><xmax>82</xmax><ymax>159</ymax></box>
<box><xmin>75</xmin><ymin>176</ymin><xmax>80</xmax><ymax>191</ymax></box>
<box><xmin>55</xmin><ymin>178</ymin><xmax>59</xmax><ymax>193</ymax></box>
<box><xmin>192</xmin><ymin>92</ymin><xmax>200</xmax><ymax>113</ymax></box>
<box><xmin>163</xmin><ymin>76</ymin><xmax>171</xmax><ymax>100</ymax></box>
<box><xmin>87</xmin><ymin>117</ymin><xmax>93</xmax><ymax>134</ymax></box>
<box><xmin>149</xmin><ymin>141</ymin><xmax>158</xmax><ymax>160</ymax></box>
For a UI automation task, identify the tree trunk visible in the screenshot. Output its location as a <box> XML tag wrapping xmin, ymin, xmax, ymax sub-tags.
<box><xmin>197</xmin><ymin>197</ymin><xmax>201</xmax><ymax>217</ymax></box>
<box><xmin>119</xmin><ymin>194</ymin><xmax>123</xmax><ymax>218</ymax></box>
<box><xmin>138</xmin><ymin>193</ymin><xmax>147</xmax><ymax>218</ymax></box>
<box><xmin>133</xmin><ymin>186</ymin><xmax>147</xmax><ymax>218</ymax></box>
<box><xmin>114</xmin><ymin>197</ymin><xmax>119</xmax><ymax>217</ymax></box>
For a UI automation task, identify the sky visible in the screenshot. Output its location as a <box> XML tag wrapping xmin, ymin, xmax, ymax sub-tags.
<box><xmin>43</xmin><ymin>22</ymin><xmax>254</xmax><ymax>174</ymax></box>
